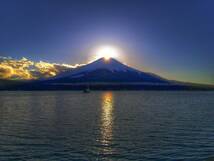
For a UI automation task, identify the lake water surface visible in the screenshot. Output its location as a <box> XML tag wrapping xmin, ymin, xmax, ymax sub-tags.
<box><xmin>0</xmin><ymin>91</ymin><xmax>214</xmax><ymax>161</ymax></box>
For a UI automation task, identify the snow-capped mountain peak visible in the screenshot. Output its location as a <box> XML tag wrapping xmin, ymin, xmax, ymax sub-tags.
<box><xmin>48</xmin><ymin>57</ymin><xmax>168</xmax><ymax>84</ymax></box>
<box><xmin>54</xmin><ymin>57</ymin><xmax>139</xmax><ymax>79</ymax></box>
<box><xmin>79</xmin><ymin>57</ymin><xmax>138</xmax><ymax>72</ymax></box>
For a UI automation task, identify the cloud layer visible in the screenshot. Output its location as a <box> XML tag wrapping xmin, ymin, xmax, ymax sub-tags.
<box><xmin>0</xmin><ymin>57</ymin><xmax>82</xmax><ymax>80</ymax></box>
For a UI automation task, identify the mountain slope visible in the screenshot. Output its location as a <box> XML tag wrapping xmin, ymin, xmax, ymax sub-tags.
<box><xmin>1</xmin><ymin>58</ymin><xmax>214</xmax><ymax>90</ymax></box>
<box><xmin>47</xmin><ymin>58</ymin><xmax>169</xmax><ymax>84</ymax></box>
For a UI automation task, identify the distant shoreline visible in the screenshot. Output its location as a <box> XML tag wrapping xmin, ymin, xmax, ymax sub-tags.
<box><xmin>1</xmin><ymin>79</ymin><xmax>213</xmax><ymax>91</ymax></box>
<box><xmin>1</xmin><ymin>84</ymin><xmax>213</xmax><ymax>91</ymax></box>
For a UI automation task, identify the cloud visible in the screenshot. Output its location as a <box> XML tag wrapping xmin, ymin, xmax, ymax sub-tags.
<box><xmin>0</xmin><ymin>57</ymin><xmax>83</xmax><ymax>80</ymax></box>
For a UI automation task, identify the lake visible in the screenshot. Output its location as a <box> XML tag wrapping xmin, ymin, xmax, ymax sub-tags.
<box><xmin>0</xmin><ymin>91</ymin><xmax>213</xmax><ymax>161</ymax></box>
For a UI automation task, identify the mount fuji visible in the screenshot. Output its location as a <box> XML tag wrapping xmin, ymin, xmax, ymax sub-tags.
<box><xmin>1</xmin><ymin>57</ymin><xmax>213</xmax><ymax>90</ymax></box>
<box><xmin>46</xmin><ymin>57</ymin><xmax>169</xmax><ymax>84</ymax></box>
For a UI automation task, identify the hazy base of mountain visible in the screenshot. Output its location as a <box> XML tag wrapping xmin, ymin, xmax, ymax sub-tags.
<box><xmin>1</xmin><ymin>77</ymin><xmax>213</xmax><ymax>91</ymax></box>
<box><xmin>1</xmin><ymin>80</ymin><xmax>213</xmax><ymax>91</ymax></box>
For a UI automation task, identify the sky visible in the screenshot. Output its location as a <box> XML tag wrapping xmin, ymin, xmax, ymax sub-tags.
<box><xmin>0</xmin><ymin>0</ymin><xmax>213</xmax><ymax>84</ymax></box>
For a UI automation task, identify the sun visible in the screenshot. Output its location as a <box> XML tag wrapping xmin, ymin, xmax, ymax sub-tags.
<box><xmin>95</xmin><ymin>46</ymin><xmax>119</xmax><ymax>60</ymax></box>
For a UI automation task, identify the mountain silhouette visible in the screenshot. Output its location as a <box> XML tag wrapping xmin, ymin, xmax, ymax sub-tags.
<box><xmin>1</xmin><ymin>58</ymin><xmax>213</xmax><ymax>90</ymax></box>
<box><xmin>47</xmin><ymin>57</ymin><xmax>169</xmax><ymax>84</ymax></box>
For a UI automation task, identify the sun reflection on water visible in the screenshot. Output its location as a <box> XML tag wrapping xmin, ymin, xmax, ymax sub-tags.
<box><xmin>100</xmin><ymin>92</ymin><xmax>114</xmax><ymax>152</ymax></box>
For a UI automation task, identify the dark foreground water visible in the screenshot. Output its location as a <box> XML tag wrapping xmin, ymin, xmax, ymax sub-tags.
<box><xmin>0</xmin><ymin>91</ymin><xmax>214</xmax><ymax>161</ymax></box>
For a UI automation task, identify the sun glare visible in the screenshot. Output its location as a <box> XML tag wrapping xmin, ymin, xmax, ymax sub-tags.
<box><xmin>95</xmin><ymin>46</ymin><xmax>119</xmax><ymax>60</ymax></box>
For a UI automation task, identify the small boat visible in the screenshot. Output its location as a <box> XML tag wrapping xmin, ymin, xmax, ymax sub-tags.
<box><xmin>83</xmin><ymin>86</ymin><xmax>90</xmax><ymax>93</ymax></box>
